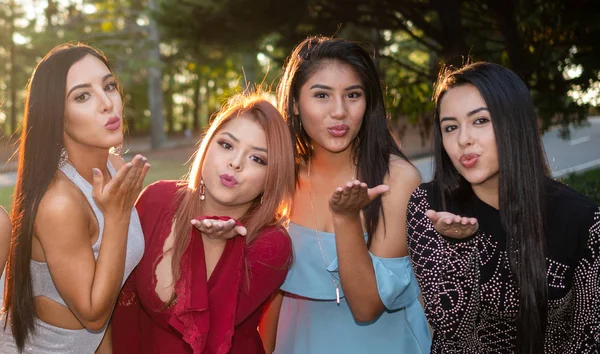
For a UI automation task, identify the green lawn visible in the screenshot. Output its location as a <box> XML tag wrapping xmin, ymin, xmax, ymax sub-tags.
<box><xmin>0</xmin><ymin>158</ymin><xmax>190</xmax><ymax>212</ymax></box>
<box><xmin>562</xmin><ymin>167</ymin><xmax>600</xmax><ymax>204</ymax></box>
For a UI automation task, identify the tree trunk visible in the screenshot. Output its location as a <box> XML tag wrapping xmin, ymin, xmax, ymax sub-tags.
<box><xmin>9</xmin><ymin>0</ymin><xmax>17</xmax><ymax>134</ymax></box>
<box><xmin>146</xmin><ymin>0</ymin><xmax>166</xmax><ymax>149</ymax></box>
<box><xmin>241</xmin><ymin>52</ymin><xmax>257</xmax><ymax>91</ymax></box>
<box><xmin>165</xmin><ymin>75</ymin><xmax>174</xmax><ymax>133</ymax></box>
<box><xmin>192</xmin><ymin>73</ymin><xmax>201</xmax><ymax>131</ymax></box>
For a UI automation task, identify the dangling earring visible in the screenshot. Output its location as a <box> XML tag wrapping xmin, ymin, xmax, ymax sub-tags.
<box><xmin>58</xmin><ymin>147</ymin><xmax>69</xmax><ymax>168</ymax></box>
<box><xmin>260</xmin><ymin>194</ymin><xmax>264</xmax><ymax>205</ymax></box>
<box><xmin>200</xmin><ymin>178</ymin><xmax>206</xmax><ymax>201</ymax></box>
<box><xmin>110</xmin><ymin>144</ymin><xmax>123</xmax><ymax>156</ymax></box>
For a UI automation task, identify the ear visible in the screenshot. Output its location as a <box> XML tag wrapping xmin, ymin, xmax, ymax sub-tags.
<box><xmin>292</xmin><ymin>100</ymin><xmax>299</xmax><ymax>116</ymax></box>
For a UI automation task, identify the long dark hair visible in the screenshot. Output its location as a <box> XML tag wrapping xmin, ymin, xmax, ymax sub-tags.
<box><xmin>432</xmin><ymin>62</ymin><xmax>549</xmax><ymax>353</ymax></box>
<box><xmin>2</xmin><ymin>43</ymin><xmax>115</xmax><ymax>351</ymax></box>
<box><xmin>277</xmin><ymin>36</ymin><xmax>408</xmax><ymax>245</ymax></box>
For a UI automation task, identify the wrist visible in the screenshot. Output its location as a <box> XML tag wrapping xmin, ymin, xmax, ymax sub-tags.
<box><xmin>331</xmin><ymin>212</ymin><xmax>361</xmax><ymax>224</ymax></box>
<box><xmin>104</xmin><ymin>211</ymin><xmax>131</xmax><ymax>225</ymax></box>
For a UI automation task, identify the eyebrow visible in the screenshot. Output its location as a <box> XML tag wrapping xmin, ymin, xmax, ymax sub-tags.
<box><xmin>67</xmin><ymin>73</ymin><xmax>114</xmax><ymax>98</ymax></box>
<box><xmin>222</xmin><ymin>132</ymin><xmax>267</xmax><ymax>153</ymax></box>
<box><xmin>440</xmin><ymin>107</ymin><xmax>490</xmax><ymax>123</ymax></box>
<box><xmin>309</xmin><ymin>84</ymin><xmax>364</xmax><ymax>91</ymax></box>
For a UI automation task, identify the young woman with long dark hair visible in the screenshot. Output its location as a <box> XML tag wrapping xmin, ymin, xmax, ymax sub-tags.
<box><xmin>259</xmin><ymin>36</ymin><xmax>431</xmax><ymax>353</ymax></box>
<box><xmin>406</xmin><ymin>62</ymin><xmax>600</xmax><ymax>353</ymax></box>
<box><xmin>111</xmin><ymin>93</ymin><xmax>296</xmax><ymax>354</ymax></box>
<box><xmin>0</xmin><ymin>43</ymin><xmax>149</xmax><ymax>353</ymax></box>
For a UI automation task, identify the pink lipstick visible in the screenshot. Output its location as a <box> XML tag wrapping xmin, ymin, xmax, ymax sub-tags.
<box><xmin>105</xmin><ymin>117</ymin><xmax>121</xmax><ymax>131</ymax></box>
<box><xmin>460</xmin><ymin>153</ymin><xmax>479</xmax><ymax>168</ymax></box>
<box><xmin>327</xmin><ymin>124</ymin><xmax>349</xmax><ymax>137</ymax></box>
<box><xmin>219</xmin><ymin>174</ymin><xmax>238</xmax><ymax>187</ymax></box>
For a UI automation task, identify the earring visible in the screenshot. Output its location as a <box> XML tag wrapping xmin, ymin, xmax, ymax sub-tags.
<box><xmin>58</xmin><ymin>147</ymin><xmax>69</xmax><ymax>168</ymax></box>
<box><xmin>110</xmin><ymin>144</ymin><xmax>123</xmax><ymax>156</ymax></box>
<box><xmin>200</xmin><ymin>178</ymin><xmax>205</xmax><ymax>201</ymax></box>
<box><xmin>260</xmin><ymin>194</ymin><xmax>264</xmax><ymax>205</ymax></box>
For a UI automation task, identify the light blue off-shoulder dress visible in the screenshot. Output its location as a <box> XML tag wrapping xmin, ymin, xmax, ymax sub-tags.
<box><xmin>274</xmin><ymin>222</ymin><xmax>431</xmax><ymax>354</ymax></box>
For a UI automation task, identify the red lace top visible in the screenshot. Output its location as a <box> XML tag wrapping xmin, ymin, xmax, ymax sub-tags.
<box><xmin>112</xmin><ymin>180</ymin><xmax>292</xmax><ymax>354</ymax></box>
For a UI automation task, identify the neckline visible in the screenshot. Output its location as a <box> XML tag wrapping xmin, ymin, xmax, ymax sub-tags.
<box><xmin>289</xmin><ymin>221</ymin><xmax>335</xmax><ymax>236</ymax></box>
<box><xmin>288</xmin><ymin>221</ymin><xmax>368</xmax><ymax>237</ymax></box>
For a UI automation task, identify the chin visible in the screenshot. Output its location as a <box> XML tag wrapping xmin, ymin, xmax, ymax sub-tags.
<box><xmin>462</xmin><ymin>171</ymin><xmax>496</xmax><ymax>186</ymax></box>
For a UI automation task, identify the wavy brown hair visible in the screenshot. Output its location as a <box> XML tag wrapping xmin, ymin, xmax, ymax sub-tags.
<box><xmin>166</xmin><ymin>93</ymin><xmax>295</xmax><ymax>306</ymax></box>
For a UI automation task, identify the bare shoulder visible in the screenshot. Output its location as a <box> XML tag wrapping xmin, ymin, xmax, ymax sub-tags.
<box><xmin>108</xmin><ymin>153</ymin><xmax>126</xmax><ymax>171</ymax></box>
<box><xmin>386</xmin><ymin>155</ymin><xmax>422</xmax><ymax>193</ymax></box>
<box><xmin>0</xmin><ymin>206</ymin><xmax>11</xmax><ymax>242</ymax></box>
<box><xmin>36</xmin><ymin>177</ymin><xmax>89</xmax><ymax>241</ymax></box>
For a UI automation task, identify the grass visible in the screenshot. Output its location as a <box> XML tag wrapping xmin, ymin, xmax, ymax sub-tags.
<box><xmin>562</xmin><ymin>167</ymin><xmax>600</xmax><ymax>204</ymax></box>
<box><xmin>0</xmin><ymin>158</ymin><xmax>190</xmax><ymax>212</ymax></box>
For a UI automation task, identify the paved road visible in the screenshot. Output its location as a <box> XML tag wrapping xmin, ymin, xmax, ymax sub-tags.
<box><xmin>1</xmin><ymin>117</ymin><xmax>599</xmax><ymax>187</ymax></box>
<box><xmin>414</xmin><ymin>116</ymin><xmax>600</xmax><ymax>182</ymax></box>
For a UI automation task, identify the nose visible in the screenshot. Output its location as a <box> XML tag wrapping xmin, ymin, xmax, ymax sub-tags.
<box><xmin>228</xmin><ymin>152</ymin><xmax>243</xmax><ymax>171</ymax></box>
<box><xmin>330</xmin><ymin>96</ymin><xmax>347</xmax><ymax>119</ymax></box>
<box><xmin>99</xmin><ymin>90</ymin><xmax>115</xmax><ymax>113</ymax></box>
<box><xmin>457</xmin><ymin>124</ymin><xmax>473</xmax><ymax>147</ymax></box>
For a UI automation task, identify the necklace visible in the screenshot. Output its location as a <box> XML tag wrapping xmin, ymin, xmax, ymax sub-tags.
<box><xmin>307</xmin><ymin>157</ymin><xmax>353</xmax><ymax>305</ymax></box>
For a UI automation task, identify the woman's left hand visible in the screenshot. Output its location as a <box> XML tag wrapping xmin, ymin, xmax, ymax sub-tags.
<box><xmin>191</xmin><ymin>218</ymin><xmax>247</xmax><ymax>240</ymax></box>
<box><xmin>329</xmin><ymin>180</ymin><xmax>390</xmax><ymax>217</ymax></box>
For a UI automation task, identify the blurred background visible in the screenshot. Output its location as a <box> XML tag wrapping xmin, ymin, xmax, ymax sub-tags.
<box><xmin>0</xmin><ymin>0</ymin><xmax>599</xmax><ymax>208</ymax></box>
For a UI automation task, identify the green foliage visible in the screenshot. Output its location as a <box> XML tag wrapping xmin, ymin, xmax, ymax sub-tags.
<box><xmin>562</xmin><ymin>168</ymin><xmax>600</xmax><ymax>205</ymax></box>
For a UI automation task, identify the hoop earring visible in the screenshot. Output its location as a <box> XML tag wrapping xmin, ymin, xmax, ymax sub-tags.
<box><xmin>58</xmin><ymin>147</ymin><xmax>69</xmax><ymax>168</ymax></box>
<box><xmin>200</xmin><ymin>178</ymin><xmax>206</xmax><ymax>201</ymax></box>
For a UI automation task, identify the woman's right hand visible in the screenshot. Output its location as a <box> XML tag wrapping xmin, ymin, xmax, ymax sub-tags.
<box><xmin>92</xmin><ymin>154</ymin><xmax>150</xmax><ymax>217</ymax></box>
<box><xmin>191</xmin><ymin>218</ymin><xmax>247</xmax><ymax>240</ymax></box>
<box><xmin>426</xmin><ymin>209</ymin><xmax>478</xmax><ymax>239</ymax></box>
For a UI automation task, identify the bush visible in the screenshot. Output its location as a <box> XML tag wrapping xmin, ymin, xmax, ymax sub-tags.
<box><xmin>561</xmin><ymin>167</ymin><xmax>600</xmax><ymax>205</ymax></box>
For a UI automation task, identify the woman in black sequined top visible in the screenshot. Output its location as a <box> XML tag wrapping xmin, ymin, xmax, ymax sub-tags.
<box><xmin>406</xmin><ymin>62</ymin><xmax>600</xmax><ymax>353</ymax></box>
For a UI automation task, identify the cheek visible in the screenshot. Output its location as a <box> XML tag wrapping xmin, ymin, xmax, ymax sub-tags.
<box><xmin>441</xmin><ymin>134</ymin><xmax>457</xmax><ymax>158</ymax></box>
<box><xmin>246</xmin><ymin>168</ymin><xmax>267</xmax><ymax>192</ymax></box>
<box><xmin>110</xmin><ymin>94</ymin><xmax>124</xmax><ymax>114</ymax></box>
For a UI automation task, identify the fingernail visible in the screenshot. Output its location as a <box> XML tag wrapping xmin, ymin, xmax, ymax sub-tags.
<box><xmin>92</xmin><ymin>168</ymin><xmax>100</xmax><ymax>175</ymax></box>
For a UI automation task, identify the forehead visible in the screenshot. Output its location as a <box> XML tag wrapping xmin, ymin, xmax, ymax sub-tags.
<box><xmin>439</xmin><ymin>84</ymin><xmax>487</xmax><ymax>118</ymax></box>
<box><xmin>217</xmin><ymin>114</ymin><xmax>267</xmax><ymax>147</ymax></box>
<box><xmin>304</xmin><ymin>61</ymin><xmax>362</xmax><ymax>87</ymax></box>
<box><xmin>66</xmin><ymin>54</ymin><xmax>111</xmax><ymax>87</ymax></box>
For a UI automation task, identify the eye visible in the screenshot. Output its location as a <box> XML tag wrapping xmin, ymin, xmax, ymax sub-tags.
<box><xmin>347</xmin><ymin>91</ymin><xmax>362</xmax><ymax>99</ymax></box>
<box><xmin>218</xmin><ymin>141</ymin><xmax>232</xmax><ymax>149</ymax></box>
<box><xmin>105</xmin><ymin>82</ymin><xmax>118</xmax><ymax>91</ymax></box>
<box><xmin>75</xmin><ymin>92</ymin><xmax>90</xmax><ymax>102</ymax></box>
<box><xmin>442</xmin><ymin>125</ymin><xmax>457</xmax><ymax>133</ymax></box>
<box><xmin>474</xmin><ymin>117</ymin><xmax>490</xmax><ymax>125</ymax></box>
<box><xmin>314</xmin><ymin>92</ymin><xmax>328</xmax><ymax>99</ymax></box>
<box><xmin>250</xmin><ymin>155</ymin><xmax>267</xmax><ymax>165</ymax></box>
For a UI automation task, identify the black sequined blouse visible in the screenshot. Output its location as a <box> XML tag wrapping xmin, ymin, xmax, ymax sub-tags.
<box><xmin>406</xmin><ymin>179</ymin><xmax>600</xmax><ymax>353</ymax></box>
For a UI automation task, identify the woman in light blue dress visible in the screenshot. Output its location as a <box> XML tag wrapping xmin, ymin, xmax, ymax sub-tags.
<box><xmin>259</xmin><ymin>36</ymin><xmax>431</xmax><ymax>353</ymax></box>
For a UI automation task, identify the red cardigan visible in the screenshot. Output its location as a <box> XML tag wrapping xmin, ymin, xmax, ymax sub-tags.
<box><xmin>112</xmin><ymin>180</ymin><xmax>292</xmax><ymax>354</ymax></box>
